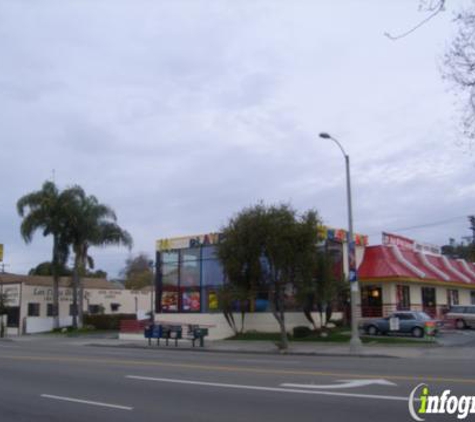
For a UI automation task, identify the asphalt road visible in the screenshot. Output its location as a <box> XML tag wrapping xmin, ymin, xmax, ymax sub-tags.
<box><xmin>0</xmin><ymin>337</ymin><xmax>473</xmax><ymax>422</ymax></box>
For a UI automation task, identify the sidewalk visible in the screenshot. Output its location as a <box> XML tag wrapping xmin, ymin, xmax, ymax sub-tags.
<box><xmin>5</xmin><ymin>330</ymin><xmax>475</xmax><ymax>360</ymax></box>
<box><xmin>83</xmin><ymin>337</ymin><xmax>436</xmax><ymax>359</ymax></box>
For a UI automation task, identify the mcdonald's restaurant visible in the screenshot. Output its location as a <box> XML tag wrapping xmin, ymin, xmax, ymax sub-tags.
<box><xmin>153</xmin><ymin>227</ymin><xmax>368</xmax><ymax>339</ymax></box>
<box><xmin>357</xmin><ymin>233</ymin><xmax>475</xmax><ymax>320</ymax></box>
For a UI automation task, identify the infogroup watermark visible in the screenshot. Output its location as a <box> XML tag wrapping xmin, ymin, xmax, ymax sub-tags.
<box><xmin>409</xmin><ymin>383</ymin><xmax>475</xmax><ymax>420</ymax></box>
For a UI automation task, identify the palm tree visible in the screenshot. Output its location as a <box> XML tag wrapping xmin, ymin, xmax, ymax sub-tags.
<box><xmin>17</xmin><ymin>181</ymin><xmax>83</xmax><ymax>329</ymax></box>
<box><xmin>67</xmin><ymin>194</ymin><xmax>133</xmax><ymax>328</ymax></box>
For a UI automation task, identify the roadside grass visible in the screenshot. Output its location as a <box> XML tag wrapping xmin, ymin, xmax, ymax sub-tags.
<box><xmin>227</xmin><ymin>328</ymin><xmax>437</xmax><ymax>345</ymax></box>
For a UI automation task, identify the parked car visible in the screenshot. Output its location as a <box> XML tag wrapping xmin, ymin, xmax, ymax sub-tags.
<box><xmin>446</xmin><ymin>305</ymin><xmax>475</xmax><ymax>329</ymax></box>
<box><xmin>361</xmin><ymin>311</ymin><xmax>442</xmax><ymax>338</ymax></box>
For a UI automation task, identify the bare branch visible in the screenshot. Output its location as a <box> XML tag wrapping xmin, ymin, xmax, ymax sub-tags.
<box><xmin>384</xmin><ymin>0</ymin><xmax>445</xmax><ymax>41</ymax></box>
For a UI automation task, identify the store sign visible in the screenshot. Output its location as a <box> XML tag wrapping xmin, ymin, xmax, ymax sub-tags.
<box><xmin>318</xmin><ymin>227</ymin><xmax>368</xmax><ymax>246</ymax></box>
<box><xmin>382</xmin><ymin>232</ymin><xmax>441</xmax><ymax>255</ymax></box>
<box><xmin>157</xmin><ymin>227</ymin><xmax>369</xmax><ymax>252</ymax></box>
<box><xmin>382</xmin><ymin>232</ymin><xmax>414</xmax><ymax>249</ymax></box>
<box><xmin>156</xmin><ymin>233</ymin><xmax>224</xmax><ymax>251</ymax></box>
<box><xmin>2</xmin><ymin>284</ymin><xmax>20</xmax><ymax>307</ymax></box>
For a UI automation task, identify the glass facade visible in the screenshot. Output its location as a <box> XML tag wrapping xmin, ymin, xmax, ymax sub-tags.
<box><xmin>396</xmin><ymin>285</ymin><xmax>410</xmax><ymax>310</ymax></box>
<box><xmin>161</xmin><ymin>251</ymin><xmax>179</xmax><ymax>312</ymax></box>
<box><xmin>156</xmin><ymin>246</ymin><xmax>225</xmax><ymax>313</ymax></box>
<box><xmin>156</xmin><ymin>241</ymin><xmax>345</xmax><ymax>314</ymax></box>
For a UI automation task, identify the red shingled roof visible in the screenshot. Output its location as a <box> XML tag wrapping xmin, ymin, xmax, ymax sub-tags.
<box><xmin>358</xmin><ymin>245</ymin><xmax>475</xmax><ymax>286</ymax></box>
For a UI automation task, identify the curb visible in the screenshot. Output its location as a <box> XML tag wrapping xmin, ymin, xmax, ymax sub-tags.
<box><xmin>85</xmin><ymin>342</ymin><xmax>401</xmax><ymax>359</ymax></box>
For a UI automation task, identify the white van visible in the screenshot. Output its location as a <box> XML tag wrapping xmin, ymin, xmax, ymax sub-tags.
<box><xmin>446</xmin><ymin>305</ymin><xmax>475</xmax><ymax>329</ymax></box>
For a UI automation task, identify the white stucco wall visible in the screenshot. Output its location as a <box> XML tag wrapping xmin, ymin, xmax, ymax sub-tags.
<box><xmin>121</xmin><ymin>311</ymin><xmax>342</xmax><ymax>340</ymax></box>
<box><xmin>20</xmin><ymin>285</ymin><xmax>152</xmax><ymax>319</ymax></box>
<box><xmin>25</xmin><ymin>316</ymin><xmax>73</xmax><ymax>334</ymax></box>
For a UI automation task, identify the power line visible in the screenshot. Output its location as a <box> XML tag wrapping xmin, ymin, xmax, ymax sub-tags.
<box><xmin>366</xmin><ymin>215</ymin><xmax>470</xmax><ymax>237</ymax></box>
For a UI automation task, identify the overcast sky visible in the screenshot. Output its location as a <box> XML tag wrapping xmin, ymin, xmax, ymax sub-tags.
<box><xmin>1</xmin><ymin>0</ymin><xmax>474</xmax><ymax>278</ymax></box>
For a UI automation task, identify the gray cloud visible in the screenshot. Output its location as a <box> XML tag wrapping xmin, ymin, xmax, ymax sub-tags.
<box><xmin>1</xmin><ymin>0</ymin><xmax>473</xmax><ymax>277</ymax></box>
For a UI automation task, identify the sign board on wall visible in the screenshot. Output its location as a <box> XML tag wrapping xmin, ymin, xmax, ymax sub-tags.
<box><xmin>156</xmin><ymin>233</ymin><xmax>224</xmax><ymax>251</ymax></box>
<box><xmin>382</xmin><ymin>232</ymin><xmax>441</xmax><ymax>255</ymax></box>
<box><xmin>157</xmin><ymin>226</ymin><xmax>369</xmax><ymax>251</ymax></box>
<box><xmin>2</xmin><ymin>283</ymin><xmax>20</xmax><ymax>307</ymax></box>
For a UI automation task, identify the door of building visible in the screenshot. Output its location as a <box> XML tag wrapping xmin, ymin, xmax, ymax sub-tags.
<box><xmin>421</xmin><ymin>287</ymin><xmax>436</xmax><ymax>317</ymax></box>
<box><xmin>6</xmin><ymin>307</ymin><xmax>20</xmax><ymax>327</ymax></box>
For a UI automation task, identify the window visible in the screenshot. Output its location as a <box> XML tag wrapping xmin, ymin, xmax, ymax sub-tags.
<box><xmin>28</xmin><ymin>303</ymin><xmax>40</xmax><ymax>317</ymax></box>
<box><xmin>471</xmin><ymin>291</ymin><xmax>475</xmax><ymax>305</ymax></box>
<box><xmin>421</xmin><ymin>287</ymin><xmax>436</xmax><ymax>307</ymax></box>
<box><xmin>202</xmin><ymin>246</ymin><xmax>224</xmax><ymax>287</ymax></box>
<box><xmin>180</xmin><ymin>248</ymin><xmax>200</xmax><ymax>288</ymax></box>
<box><xmin>395</xmin><ymin>313</ymin><xmax>414</xmax><ymax>320</ymax></box>
<box><xmin>360</xmin><ymin>286</ymin><xmax>382</xmax><ymax>317</ymax></box>
<box><xmin>181</xmin><ymin>290</ymin><xmax>200</xmax><ymax>312</ymax></box>
<box><xmin>69</xmin><ymin>304</ymin><xmax>78</xmax><ymax>316</ymax></box>
<box><xmin>110</xmin><ymin>303</ymin><xmax>121</xmax><ymax>312</ymax></box>
<box><xmin>396</xmin><ymin>285</ymin><xmax>410</xmax><ymax>311</ymax></box>
<box><xmin>161</xmin><ymin>251</ymin><xmax>179</xmax><ymax>312</ymax></box>
<box><xmin>47</xmin><ymin>304</ymin><xmax>54</xmax><ymax>317</ymax></box>
<box><xmin>88</xmin><ymin>305</ymin><xmax>102</xmax><ymax>314</ymax></box>
<box><xmin>447</xmin><ymin>289</ymin><xmax>459</xmax><ymax>306</ymax></box>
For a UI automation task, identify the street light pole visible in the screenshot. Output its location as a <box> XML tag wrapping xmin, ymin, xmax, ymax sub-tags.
<box><xmin>150</xmin><ymin>260</ymin><xmax>155</xmax><ymax>326</ymax></box>
<box><xmin>319</xmin><ymin>132</ymin><xmax>362</xmax><ymax>353</ymax></box>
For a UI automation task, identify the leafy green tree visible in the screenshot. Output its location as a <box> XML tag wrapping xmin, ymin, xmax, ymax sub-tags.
<box><xmin>87</xmin><ymin>269</ymin><xmax>108</xmax><ymax>279</ymax></box>
<box><xmin>0</xmin><ymin>291</ymin><xmax>8</xmax><ymax>338</ymax></box>
<box><xmin>28</xmin><ymin>261</ymin><xmax>72</xmax><ymax>276</ymax></box>
<box><xmin>217</xmin><ymin>203</ymin><xmax>322</xmax><ymax>350</ymax></box>
<box><xmin>217</xmin><ymin>205</ymin><xmax>265</xmax><ymax>334</ymax></box>
<box><xmin>66</xmin><ymin>192</ymin><xmax>133</xmax><ymax>328</ymax></box>
<box><xmin>28</xmin><ymin>261</ymin><xmax>106</xmax><ymax>278</ymax></box>
<box><xmin>122</xmin><ymin>253</ymin><xmax>153</xmax><ymax>290</ymax></box>
<box><xmin>314</xmin><ymin>250</ymin><xmax>347</xmax><ymax>328</ymax></box>
<box><xmin>441</xmin><ymin>215</ymin><xmax>475</xmax><ymax>261</ymax></box>
<box><xmin>17</xmin><ymin>181</ymin><xmax>83</xmax><ymax>329</ymax></box>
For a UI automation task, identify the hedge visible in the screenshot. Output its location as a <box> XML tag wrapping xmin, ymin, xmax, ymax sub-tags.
<box><xmin>83</xmin><ymin>313</ymin><xmax>136</xmax><ymax>330</ymax></box>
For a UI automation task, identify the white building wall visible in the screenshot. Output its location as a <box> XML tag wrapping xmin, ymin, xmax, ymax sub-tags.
<box><xmin>459</xmin><ymin>289</ymin><xmax>472</xmax><ymax>306</ymax></box>
<box><xmin>121</xmin><ymin>311</ymin><xmax>342</xmax><ymax>340</ymax></box>
<box><xmin>436</xmin><ymin>287</ymin><xmax>448</xmax><ymax>307</ymax></box>
<box><xmin>16</xmin><ymin>284</ymin><xmax>152</xmax><ymax>334</ymax></box>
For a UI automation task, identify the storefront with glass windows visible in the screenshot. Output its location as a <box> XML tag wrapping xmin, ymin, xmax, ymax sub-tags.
<box><xmin>157</xmin><ymin>241</ymin><xmax>224</xmax><ymax>314</ymax></box>
<box><xmin>155</xmin><ymin>229</ymin><xmax>368</xmax><ymax>316</ymax></box>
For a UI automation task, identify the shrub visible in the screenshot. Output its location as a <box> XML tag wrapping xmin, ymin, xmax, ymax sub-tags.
<box><xmin>83</xmin><ymin>313</ymin><xmax>136</xmax><ymax>330</ymax></box>
<box><xmin>293</xmin><ymin>326</ymin><xmax>312</xmax><ymax>339</ymax></box>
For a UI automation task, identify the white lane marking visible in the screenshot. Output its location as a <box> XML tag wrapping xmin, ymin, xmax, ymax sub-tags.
<box><xmin>234</xmin><ymin>359</ymin><xmax>302</xmax><ymax>365</ymax></box>
<box><xmin>40</xmin><ymin>394</ymin><xmax>133</xmax><ymax>411</ymax></box>
<box><xmin>126</xmin><ymin>376</ymin><xmax>408</xmax><ymax>402</ymax></box>
<box><xmin>281</xmin><ymin>379</ymin><xmax>397</xmax><ymax>389</ymax></box>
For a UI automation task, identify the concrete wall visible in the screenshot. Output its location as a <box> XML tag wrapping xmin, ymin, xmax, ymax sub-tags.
<box><xmin>25</xmin><ymin>316</ymin><xmax>73</xmax><ymax>334</ymax></box>
<box><xmin>20</xmin><ymin>285</ymin><xmax>152</xmax><ymax>319</ymax></box>
<box><xmin>120</xmin><ymin>311</ymin><xmax>342</xmax><ymax>340</ymax></box>
<box><xmin>5</xmin><ymin>283</ymin><xmax>153</xmax><ymax>334</ymax></box>
<box><xmin>459</xmin><ymin>289</ymin><xmax>472</xmax><ymax>306</ymax></box>
<box><xmin>436</xmin><ymin>287</ymin><xmax>448</xmax><ymax>307</ymax></box>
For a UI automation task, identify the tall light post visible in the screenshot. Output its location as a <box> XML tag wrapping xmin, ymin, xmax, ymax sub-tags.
<box><xmin>319</xmin><ymin>132</ymin><xmax>362</xmax><ymax>353</ymax></box>
<box><xmin>149</xmin><ymin>260</ymin><xmax>155</xmax><ymax>326</ymax></box>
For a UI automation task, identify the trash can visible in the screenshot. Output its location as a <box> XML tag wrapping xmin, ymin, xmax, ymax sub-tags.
<box><xmin>424</xmin><ymin>321</ymin><xmax>436</xmax><ymax>338</ymax></box>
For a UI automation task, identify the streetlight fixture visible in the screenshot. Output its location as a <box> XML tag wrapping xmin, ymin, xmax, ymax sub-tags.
<box><xmin>319</xmin><ymin>132</ymin><xmax>362</xmax><ymax>353</ymax></box>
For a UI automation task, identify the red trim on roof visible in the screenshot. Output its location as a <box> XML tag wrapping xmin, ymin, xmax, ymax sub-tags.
<box><xmin>358</xmin><ymin>245</ymin><xmax>475</xmax><ymax>286</ymax></box>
